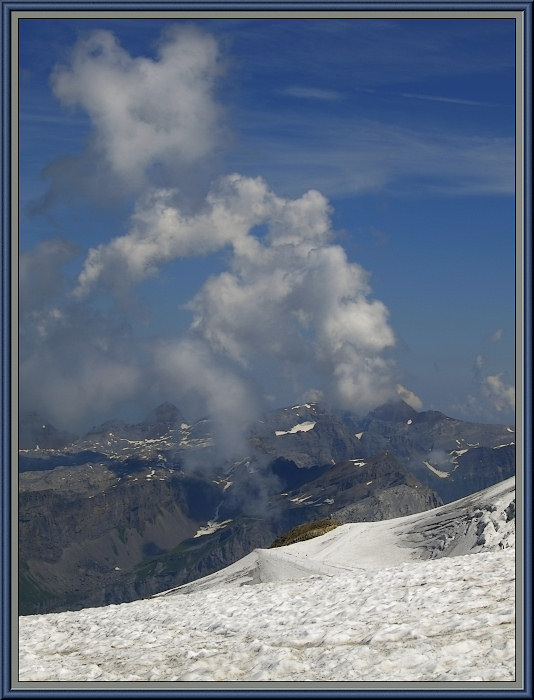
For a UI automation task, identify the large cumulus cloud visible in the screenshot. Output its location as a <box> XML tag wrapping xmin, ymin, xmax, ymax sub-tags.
<box><xmin>73</xmin><ymin>172</ymin><xmax>397</xmax><ymax>413</ymax></box>
<box><xmin>51</xmin><ymin>25</ymin><xmax>225</xmax><ymax>190</ymax></box>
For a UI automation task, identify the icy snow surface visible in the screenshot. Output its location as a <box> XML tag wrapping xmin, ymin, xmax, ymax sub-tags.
<box><xmin>18</xmin><ymin>478</ymin><xmax>516</xmax><ymax>683</ymax></box>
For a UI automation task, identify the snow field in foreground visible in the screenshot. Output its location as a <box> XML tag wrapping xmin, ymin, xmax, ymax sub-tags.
<box><xmin>18</xmin><ymin>549</ymin><xmax>515</xmax><ymax>682</ymax></box>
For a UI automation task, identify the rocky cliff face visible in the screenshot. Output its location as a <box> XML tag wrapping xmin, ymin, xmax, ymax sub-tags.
<box><xmin>19</xmin><ymin>464</ymin><xmax>221</xmax><ymax>613</ymax></box>
<box><xmin>341</xmin><ymin>401</ymin><xmax>516</xmax><ymax>503</ymax></box>
<box><xmin>271</xmin><ymin>451</ymin><xmax>443</xmax><ymax>523</ymax></box>
<box><xmin>250</xmin><ymin>402</ymin><xmax>362</xmax><ymax>468</ymax></box>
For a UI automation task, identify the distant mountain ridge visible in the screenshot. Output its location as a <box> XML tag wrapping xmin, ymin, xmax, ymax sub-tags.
<box><xmin>18</xmin><ymin>399</ymin><xmax>515</xmax><ymax>614</ymax></box>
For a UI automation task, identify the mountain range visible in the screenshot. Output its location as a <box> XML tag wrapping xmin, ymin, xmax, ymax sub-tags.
<box><xmin>18</xmin><ymin>399</ymin><xmax>516</xmax><ymax>614</ymax></box>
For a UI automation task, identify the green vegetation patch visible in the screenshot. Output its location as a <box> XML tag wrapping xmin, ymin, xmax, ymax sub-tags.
<box><xmin>115</xmin><ymin>523</ymin><xmax>128</xmax><ymax>545</ymax></box>
<box><xmin>270</xmin><ymin>518</ymin><xmax>342</xmax><ymax>548</ymax></box>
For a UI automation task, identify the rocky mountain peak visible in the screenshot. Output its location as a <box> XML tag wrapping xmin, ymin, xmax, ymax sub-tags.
<box><xmin>412</xmin><ymin>409</ymin><xmax>449</xmax><ymax>424</ymax></box>
<box><xmin>366</xmin><ymin>399</ymin><xmax>419</xmax><ymax>423</ymax></box>
<box><xmin>142</xmin><ymin>402</ymin><xmax>186</xmax><ymax>429</ymax></box>
<box><xmin>19</xmin><ymin>411</ymin><xmax>78</xmax><ymax>450</ymax></box>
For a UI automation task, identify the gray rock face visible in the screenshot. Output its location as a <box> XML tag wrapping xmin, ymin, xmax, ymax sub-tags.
<box><xmin>271</xmin><ymin>451</ymin><xmax>442</xmax><ymax>524</ymax></box>
<box><xmin>333</xmin><ymin>483</ymin><xmax>442</xmax><ymax>523</ymax></box>
<box><xmin>250</xmin><ymin>402</ymin><xmax>362</xmax><ymax>468</ymax></box>
<box><xmin>343</xmin><ymin>400</ymin><xmax>515</xmax><ymax>502</ymax></box>
<box><xmin>19</xmin><ymin>463</ymin><xmax>222</xmax><ymax>613</ymax></box>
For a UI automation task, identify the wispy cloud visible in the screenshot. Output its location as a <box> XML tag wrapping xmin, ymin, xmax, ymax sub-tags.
<box><xmin>395</xmin><ymin>384</ymin><xmax>423</xmax><ymax>410</ymax></box>
<box><xmin>355</xmin><ymin>86</ymin><xmax>498</xmax><ymax>108</ymax></box>
<box><xmin>282</xmin><ymin>86</ymin><xmax>343</xmax><ymax>101</ymax></box>
<box><xmin>400</xmin><ymin>92</ymin><xmax>496</xmax><ymax>107</ymax></box>
<box><xmin>487</xmin><ymin>329</ymin><xmax>504</xmax><ymax>343</ymax></box>
<box><xmin>227</xmin><ymin>18</ymin><xmax>514</xmax><ymax>90</ymax></box>
<box><xmin>482</xmin><ymin>374</ymin><xmax>515</xmax><ymax>413</ymax></box>
<box><xmin>232</xmin><ymin>115</ymin><xmax>515</xmax><ymax>199</ymax></box>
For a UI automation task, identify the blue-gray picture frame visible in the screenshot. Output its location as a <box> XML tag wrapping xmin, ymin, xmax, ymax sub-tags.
<box><xmin>1</xmin><ymin>1</ymin><xmax>532</xmax><ymax>698</ymax></box>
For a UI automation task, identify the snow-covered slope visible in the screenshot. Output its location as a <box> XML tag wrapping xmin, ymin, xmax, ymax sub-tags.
<box><xmin>156</xmin><ymin>476</ymin><xmax>515</xmax><ymax>595</ymax></box>
<box><xmin>18</xmin><ymin>478</ymin><xmax>517</xmax><ymax>683</ymax></box>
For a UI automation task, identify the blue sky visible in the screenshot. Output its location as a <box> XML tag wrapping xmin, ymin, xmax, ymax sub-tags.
<box><xmin>18</xmin><ymin>15</ymin><xmax>517</xmax><ymax>434</ymax></box>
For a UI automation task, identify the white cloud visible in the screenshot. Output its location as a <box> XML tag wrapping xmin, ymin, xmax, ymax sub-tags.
<box><xmin>153</xmin><ymin>336</ymin><xmax>262</xmax><ymax>459</ymax></box>
<box><xmin>302</xmin><ymin>388</ymin><xmax>324</xmax><ymax>404</ymax></box>
<box><xmin>19</xmin><ymin>304</ymin><xmax>147</xmax><ymax>432</ymax></box>
<box><xmin>22</xmin><ymin>25</ymin><xmax>417</xmax><ymax>432</ymax></box>
<box><xmin>73</xmin><ymin>172</ymin><xmax>397</xmax><ymax>415</ymax></box>
<box><xmin>74</xmin><ymin>174</ymin><xmax>279</xmax><ymax>298</ymax></box>
<box><xmin>482</xmin><ymin>374</ymin><xmax>515</xmax><ymax>413</ymax></box>
<box><xmin>395</xmin><ymin>384</ymin><xmax>423</xmax><ymax>410</ymax></box>
<box><xmin>487</xmin><ymin>329</ymin><xmax>503</xmax><ymax>343</ymax></box>
<box><xmin>184</xmin><ymin>181</ymin><xmax>396</xmax><ymax>412</ymax></box>
<box><xmin>19</xmin><ymin>238</ymin><xmax>78</xmax><ymax>313</ymax></box>
<box><xmin>51</xmin><ymin>25</ymin><xmax>225</xmax><ymax>190</ymax></box>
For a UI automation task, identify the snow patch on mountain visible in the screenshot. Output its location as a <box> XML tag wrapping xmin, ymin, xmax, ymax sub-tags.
<box><xmin>349</xmin><ymin>458</ymin><xmax>367</xmax><ymax>467</ymax></box>
<box><xmin>194</xmin><ymin>519</ymin><xmax>233</xmax><ymax>538</ymax></box>
<box><xmin>423</xmin><ymin>460</ymin><xmax>450</xmax><ymax>478</ymax></box>
<box><xmin>275</xmin><ymin>421</ymin><xmax>316</xmax><ymax>436</ymax></box>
